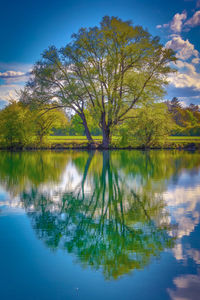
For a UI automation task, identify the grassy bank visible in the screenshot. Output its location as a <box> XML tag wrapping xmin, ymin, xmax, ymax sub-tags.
<box><xmin>1</xmin><ymin>136</ymin><xmax>200</xmax><ymax>150</ymax></box>
<box><xmin>41</xmin><ymin>136</ymin><xmax>200</xmax><ymax>150</ymax></box>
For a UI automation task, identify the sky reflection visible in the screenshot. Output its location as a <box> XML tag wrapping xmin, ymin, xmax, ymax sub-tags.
<box><xmin>0</xmin><ymin>150</ymin><xmax>200</xmax><ymax>299</ymax></box>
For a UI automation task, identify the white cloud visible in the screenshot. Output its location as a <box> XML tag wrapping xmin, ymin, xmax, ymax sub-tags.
<box><xmin>166</xmin><ymin>36</ymin><xmax>199</xmax><ymax>60</ymax></box>
<box><xmin>156</xmin><ymin>23</ymin><xmax>169</xmax><ymax>29</ymax></box>
<box><xmin>156</xmin><ymin>11</ymin><xmax>187</xmax><ymax>32</ymax></box>
<box><xmin>185</xmin><ymin>10</ymin><xmax>200</xmax><ymax>27</ymax></box>
<box><xmin>178</xmin><ymin>95</ymin><xmax>200</xmax><ymax>107</ymax></box>
<box><xmin>0</xmin><ymin>63</ymin><xmax>32</xmax><ymax>103</ymax></box>
<box><xmin>192</xmin><ymin>57</ymin><xmax>200</xmax><ymax>64</ymax></box>
<box><xmin>163</xmin><ymin>13</ymin><xmax>200</xmax><ymax>97</ymax></box>
<box><xmin>3</xmin><ymin>75</ymin><xmax>30</xmax><ymax>85</ymax></box>
<box><xmin>164</xmin><ymin>183</ymin><xmax>200</xmax><ymax>238</ymax></box>
<box><xmin>170</xmin><ymin>11</ymin><xmax>187</xmax><ymax>32</ymax></box>
<box><xmin>0</xmin><ymin>62</ymin><xmax>32</xmax><ymax>73</ymax></box>
<box><xmin>156</xmin><ymin>9</ymin><xmax>200</xmax><ymax>32</ymax></box>
<box><xmin>0</xmin><ymin>71</ymin><xmax>25</xmax><ymax>78</ymax></box>
<box><xmin>168</xmin><ymin>273</ymin><xmax>200</xmax><ymax>300</ymax></box>
<box><xmin>168</xmin><ymin>64</ymin><xmax>200</xmax><ymax>90</ymax></box>
<box><xmin>0</xmin><ymin>84</ymin><xmax>21</xmax><ymax>103</ymax></box>
<box><xmin>0</xmin><ymin>70</ymin><xmax>31</xmax><ymax>84</ymax></box>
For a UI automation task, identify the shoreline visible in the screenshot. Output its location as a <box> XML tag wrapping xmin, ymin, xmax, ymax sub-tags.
<box><xmin>0</xmin><ymin>141</ymin><xmax>200</xmax><ymax>151</ymax></box>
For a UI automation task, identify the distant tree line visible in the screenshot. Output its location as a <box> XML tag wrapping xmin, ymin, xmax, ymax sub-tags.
<box><xmin>166</xmin><ymin>97</ymin><xmax>200</xmax><ymax>136</ymax></box>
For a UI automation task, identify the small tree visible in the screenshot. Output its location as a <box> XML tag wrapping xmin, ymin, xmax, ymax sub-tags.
<box><xmin>120</xmin><ymin>103</ymin><xmax>175</xmax><ymax>148</ymax></box>
<box><xmin>33</xmin><ymin>107</ymin><xmax>68</xmax><ymax>144</ymax></box>
<box><xmin>0</xmin><ymin>102</ymin><xmax>35</xmax><ymax>148</ymax></box>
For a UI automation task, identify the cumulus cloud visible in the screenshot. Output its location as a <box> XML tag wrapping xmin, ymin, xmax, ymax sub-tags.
<box><xmin>0</xmin><ymin>84</ymin><xmax>21</xmax><ymax>103</ymax></box>
<box><xmin>0</xmin><ymin>71</ymin><xmax>26</xmax><ymax>78</ymax></box>
<box><xmin>166</xmin><ymin>36</ymin><xmax>199</xmax><ymax>60</ymax></box>
<box><xmin>156</xmin><ymin>23</ymin><xmax>169</xmax><ymax>29</ymax></box>
<box><xmin>4</xmin><ymin>75</ymin><xmax>30</xmax><ymax>85</ymax></box>
<box><xmin>0</xmin><ymin>63</ymin><xmax>32</xmax><ymax>102</ymax></box>
<box><xmin>156</xmin><ymin>11</ymin><xmax>187</xmax><ymax>32</ymax></box>
<box><xmin>162</xmin><ymin>12</ymin><xmax>200</xmax><ymax>100</ymax></box>
<box><xmin>170</xmin><ymin>11</ymin><xmax>187</xmax><ymax>32</ymax></box>
<box><xmin>168</xmin><ymin>273</ymin><xmax>200</xmax><ymax>300</ymax></box>
<box><xmin>164</xmin><ymin>183</ymin><xmax>200</xmax><ymax>238</ymax></box>
<box><xmin>0</xmin><ymin>70</ymin><xmax>31</xmax><ymax>85</ymax></box>
<box><xmin>192</xmin><ymin>57</ymin><xmax>200</xmax><ymax>64</ymax></box>
<box><xmin>156</xmin><ymin>9</ymin><xmax>200</xmax><ymax>33</ymax></box>
<box><xmin>168</xmin><ymin>62</ymin><xmax>200</xmax><ymax>90</ymax></box>
<box><xmin>185</xmin><ymin>10</ymin><xmax>200</xmax><ymax>27</ymax></box>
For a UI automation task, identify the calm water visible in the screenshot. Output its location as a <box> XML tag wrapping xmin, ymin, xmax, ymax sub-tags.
<box><xmin>0</xmin><ymin>150</ymin><xmax>200</xmax><ymax>300</ymax></box>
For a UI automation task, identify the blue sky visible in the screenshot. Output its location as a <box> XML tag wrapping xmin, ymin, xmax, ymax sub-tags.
<box><xmin>0</xmin><ymin>0</ymin><xmax>200</xmax><ymax>108</ymax></box>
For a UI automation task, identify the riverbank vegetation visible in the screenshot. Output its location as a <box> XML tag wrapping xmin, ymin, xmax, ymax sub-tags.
<box><xmin>0</xmin><ymin>17</ymin><xmax>199</xmax><ymax>150</ymax></box>
<box><xmin>0</xmin><ymin>97</ymin><xmax>200</xmax><ymax>150</ymax></box>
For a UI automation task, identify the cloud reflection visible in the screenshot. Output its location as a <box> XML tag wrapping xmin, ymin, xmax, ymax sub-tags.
<box><xmin>168</xmin><ymin>271</ymin><xmax>200</xmax><ymax>300</ymax></box>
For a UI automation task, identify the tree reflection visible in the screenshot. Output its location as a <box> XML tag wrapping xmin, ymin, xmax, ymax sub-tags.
<box><xmin>0</xmin><ymin>151</ymin><xmax>87</xmax><ymax>195</ymax></box>
<box><xmin>20</xmin><ymin>151</ymin><xmax>176</xmax><ymax>280</ymax></box>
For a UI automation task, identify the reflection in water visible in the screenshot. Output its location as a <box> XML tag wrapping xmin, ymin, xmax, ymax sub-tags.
<box><xmin>20</xmin><ymin>151</ymin><xmax>175</xmax><ymax>280</ymax></box>
<box><xmin>168</xmin><ymin>272</ymin><xmax>200</xmax><ymax>300</ymax></box>
<box><xmin>0</xmin><ymin>150</ymin><xmax>200</xmax><ymax>294</ymax></box>
<box><xmin>0</xmin><ymin>151</ymin><xmax>70</xmax><ymax>194</ymax></box>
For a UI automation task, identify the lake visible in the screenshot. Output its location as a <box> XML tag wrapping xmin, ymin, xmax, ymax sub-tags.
<box><xmin>0</xmin><ymin>150</ymin><xmax>200</xmax><ymax>300</ymax></box>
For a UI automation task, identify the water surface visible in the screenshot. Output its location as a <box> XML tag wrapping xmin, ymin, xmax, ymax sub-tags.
<box><xmin>0</xmin><ymin>150</ymin><xmax>200</xmax><ymax>300</ymax></box>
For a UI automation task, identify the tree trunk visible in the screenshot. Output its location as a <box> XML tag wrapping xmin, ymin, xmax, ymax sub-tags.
<box><xmin>102</xmin><ymin>125</ymin><xmax>111</xmax><ymax>148</ymax></box>
<box><xmin>39</xmin><ymin>135</ymin><xmax>43</xmax><ymax>145</ymax></box>
<box><xmin>101</xmin><ymin>112</ymin><xmax>111</xmax><ymax>148</ymax></box>
<box><xmin>80</xmin><ymin>113</ymin><xmax>94</xmax><ymax>143</ymax></box>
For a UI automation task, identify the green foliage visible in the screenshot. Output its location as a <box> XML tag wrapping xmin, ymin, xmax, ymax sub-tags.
<box><xmin>0</xmin><ymin>102</ymin><xmax>35</xmax><ymax>148</ymax></box>
<box><xmin>119</xmin><ymin>103</ymin><xmax>175</xmax><ymax>148</ymax></box>
<box><xmin>33</xmin><ymin>107</ymin><xmax>68</xmax><ymax>144</ymax></box>
<box><xmin>69</xmin><ymin>114</ymin><xmax>85</xmax><ymax>136</ymax></box>
<box><xmin>0</xmin><ymin>102</ymin><xmax>68</xmax><ymax>148</ymax></box>
<box><xmin>69</xmin><ymin>111</ymin><xmax>101</xmax><ymax>136</ymax></box>
<box><xmin>167</xmin><ymin>98</ymin><xmax>200</xmax><ymax>136</ymax></box>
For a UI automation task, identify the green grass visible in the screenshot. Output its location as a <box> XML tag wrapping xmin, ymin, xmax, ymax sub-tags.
<box><xmin>47</xmin><ymin>135</ymin><xmax>122</xmax><ymax>145</ymax></box>
<box><xmin>167</xmin><ymin>136</ymin><xmax>200</xmax><ymax>144</ymax></box>
<box><xmin>46</xmin><ymin>135</ymin><xmax>200</xmax><ymax>149</ymax></box>
<box><xmin>168</xmin><ymin>136</ymin><xmax>200</xmax><ymax>140</ymax></box>
<box><xmin>48</xmin><ymin>135</ymin><xmax>200</xmax><ymax>143</ymax></box>
<box><xmin>48</xmin><ymin>136</ymin><xmax>102</xmax><ymax>141</ymax></box>
<box><xmin>1</xmin><ymin>135</ymin><xmax>199</xmax><ymax>149</ymax></box>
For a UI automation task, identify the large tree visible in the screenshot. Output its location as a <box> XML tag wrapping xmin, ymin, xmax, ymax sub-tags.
<box><xmin>22</xmin><ymin>16</ymin><xmax>176</xmax><ymax>147</ymax></box>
